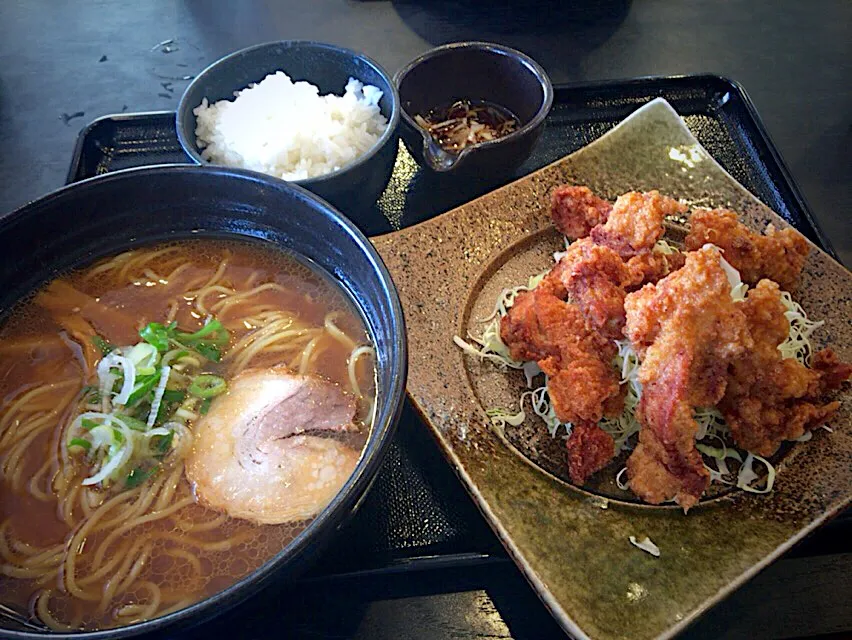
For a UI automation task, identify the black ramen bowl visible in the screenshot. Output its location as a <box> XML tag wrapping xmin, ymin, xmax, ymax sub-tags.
<box><xmin>394</xmin><ymin>41</ymin><xmax>553</xmax><ymax>176</ymax></box>
<box><xmin>0</xmin><ymin>165</ymin><xmax>407</xmax><ymax>639</ymax></box>
<box><xmin>176</xmin><ymin>41</ymin><xmax>400</xmax><ymax>232</ymax></box>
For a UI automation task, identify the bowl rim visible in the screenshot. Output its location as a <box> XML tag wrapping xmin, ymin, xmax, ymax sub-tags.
<box><xmin>0</xmin><ymin>163</ymin><xmax>408</xmax><ymax>639</ymax></box>
<box><xmin>392</xmin><ymin>41</ymin><xmax>554</xmax><ymax>164</ymax></box>
<box><xmin>175</xmin><ymin>40</ymin><xmax>401</xmax><ymax>187</ymax></box>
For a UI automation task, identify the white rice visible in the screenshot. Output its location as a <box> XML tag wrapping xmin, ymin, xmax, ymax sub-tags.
<box><xmin>193</xmin><ymin>71</ymin><xmax>388</xmax><ymax>180</ymax></box>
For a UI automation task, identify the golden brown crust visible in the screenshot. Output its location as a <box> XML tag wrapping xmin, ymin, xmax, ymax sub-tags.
<box><xmin>719</xmin><ymin>280</ymin><xmax>850</xmax><ymax>456</ymax></box>
<box><xmin>550</xmin><ymin>185</ymin><xmax>612</xmax><ymax>239</ymax></box>
<box><xmin>590</xmin><ymin>191</ymin><xmax>686</xmax><ymax>258</ymax></box>
<box><xmin>566</xmin><ymin>422</ymin><xmax>616</xmax><ymax>485</ymax></box>
<box><xmin>624</xmin><ymin>247</ymin><xmax>752</xmax><ymax>509</ymax></box>
<box><xmin>684</xmin><ymin>208</ymin><xmax>810</xmax><ymax>291</ymax></box>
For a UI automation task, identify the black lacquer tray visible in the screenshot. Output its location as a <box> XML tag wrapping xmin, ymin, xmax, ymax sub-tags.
<box><xmin>65</xmin><ymin>75</ymin><xmax>848</xmax><ymax>639</ymax></box>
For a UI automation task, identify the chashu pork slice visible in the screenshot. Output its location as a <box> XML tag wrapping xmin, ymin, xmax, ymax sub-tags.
<box><xmin>186</xmin><ymin>367</ymin><xmax>361</xmax><ymax>525</ymax></box>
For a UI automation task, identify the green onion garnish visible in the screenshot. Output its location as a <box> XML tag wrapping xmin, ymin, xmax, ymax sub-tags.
<box><xmin>126</xmin><ymin>371</ymin><xmax>162</xmax><ymax>406</ymax></box>
<box><xmin>116</xmin><ymin>414</ymin><xmax>148</xmax><ymax>432</ymax></box>
<box><xmin>199</xmin><ymin>397</ymin><xmax>213</xmax><ymax>415</ymax></box>
<box><xmin>188</xmin><ymin>374</ymin><xmax>227</xmax><ymax>399</ymax></box>
<box><xmin>175</xmin><ymin>319</ymin><xmax>229</xmax><ymax>346</ymax></box>
<box><xmin>81</xmin><ymin>418</ymin><xmax>99</xmax><ymax>430</ymax></box>
<box><xmin>125</xmin><ymin>467</ymin><xmax>157</xmax><ymax>488</ymax></box>
<box><xmin>193</xmin><ymin>343</ymin><xmax>221</xmax><ymax>362</ymax></box>
<box><xmin>154</xmin><ymin>432</ymin><xmax>174</xmax><ymax>457</ymax></box>
<box><xmin>69</xmin><ymin>437</ymin><xmax>91</xmax><ymax>451</ymax></box>
<box><xmin>161</xmin><ymin>389</ymin><xmax>186</xmax><ymax>403</ymax></box>
<box><xmin>139</xmin><ymin>322</ymin><xmax>174</xmax><ymax>352</ymax></box>
<box><xmin>91</xmin><ymin>336</ymin><xmax>115</xmax><ymax>356</ymax></box>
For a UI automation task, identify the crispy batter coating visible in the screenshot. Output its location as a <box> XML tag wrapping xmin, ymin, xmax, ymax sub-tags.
<box><xmin>719</xmin><ymin>280</ymin><xmax>851</xmax><ymax>456</ymax></box>
<box><xmin>541</xmin><ymin>357</ymin><xmax>621</xmax><ymax>424</ymax></box>
<box><xmin>624</xmin><ymin>247</ymin><xmax>752</xmax><ymax>510</ymax></box>
<box><xmin>591</xmin><ymin>191</ymin><xmax>687</xmax><ymax>258</ymax></box>
<box><xmin>565</xmin><ymin>422</ymin><xmax>616</xmax><ymax>485</ymax></box>
<box><xmin>499</xmin><ymin>289</ymin><xmax>621</xmax><ymax>480</ymax></box>
<box><xmin>541</xmin><ymin>238</ymin><xmax>630</xmax><ymax>340</ymax></box>
<box><xmin>812</xmin><ymin>349</ymin><xmax>852</xmax><ymax>392</ymax></box>
<box><xmin>549</xmin><ymin>186</ymin><xmax>687</xmax><ymax>292</ymax></box>
<box><xmin>500</xmin><ymin>289</ymin><xmax>620</xmax><ymax>426</ymax></box>
<box><xmin>550</xmin><ymin>185</ymin><xmax>612</xmax><ymax>239</ymax></box>
<box><xmin>625</xmin><ymin>250</ymin><xmax>687</xmax><ymax>290</ymax></box>
<box><xmin>684</xmin><ymin>208</ymin><xmax>810</xmax><ymax>291</ymax></box>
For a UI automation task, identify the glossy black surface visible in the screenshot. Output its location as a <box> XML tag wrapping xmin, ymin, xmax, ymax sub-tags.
<box><xmin>0</xmin><ymin>165</ymin><xmax>407</xmax><ymax>639</ymax></box>
<box><xmin>394</xmin><ymin>41</ymin><xmax>553</xmax><ymax>175</ymax></box>
<box><xmin>175</xmin><ymin>41</ymin><xmax>400</xmax><ymax>229</ymax></box>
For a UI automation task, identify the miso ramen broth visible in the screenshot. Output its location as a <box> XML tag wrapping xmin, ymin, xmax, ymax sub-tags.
<box><xmin>0</xmin><ymin>240</ymin><xmax>376</xmax><ymax>630</ymax></box>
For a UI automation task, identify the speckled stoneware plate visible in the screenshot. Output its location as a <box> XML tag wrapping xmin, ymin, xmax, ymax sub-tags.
<box><xmin>371</xmin><ymin>98</ymin><xmax>851</xmax><ymax>639</ymax></box>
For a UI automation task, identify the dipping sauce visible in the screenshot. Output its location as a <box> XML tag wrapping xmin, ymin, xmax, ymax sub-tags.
<box><xmin>414</xmin><ymin>99</ymin><xmax>519</xmax><ymax>154</ymax></box>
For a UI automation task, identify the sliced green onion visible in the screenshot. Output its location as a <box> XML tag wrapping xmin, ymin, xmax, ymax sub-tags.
<box><xmin>126</xmin><ymin>371</ymin><xmax>162</xmax><ymax>406</ymax></box>
<box><xmin>139</xmin><ymin>322</ymin><xmax>173</xmax><ymax>352</ymax></box>
<box><xmin>115</xmin><ymin>414</ymin><xmax>148</xmax><ymax>432</ymax></box>
<box><xmin>161</xmin><ymin>349</ymin><xmax>190</xmax><ymax>366</ymax></box>
<box><xmin>81</xmin><ymin>385</ymin><xmax>101</xmax><ymax>402</ymax></box>
<box><xmin>146</xmin><ymin>365</ymin><xmax>171</xmax><ymax>429</ymax></box>
<box><xmin>81</xmin><ymin>418</ymin><xmax>99</xmax><ymax>430</ymax></box>
<box><xmin>125</xmin><ymin>466</ymin><xmax>156</xmax><ymax>488</ymax></box>
<box><xmin>175</xmin><ymin>319</ymin><xmax>229</xmax><ymax>346</ymax></box>
<box><xmin>189</xmin><ymin>374</ymin><xmax>226</xmax><ymax>399</ymax></box>
<box><xmin>161</xmin><ymin>389</ymin><xmax>186</xmax><ymax>403</ymax></box>
<box><xmin>127</xmin><ymin>343</ymin><xmax>159</xmax><ymax>370</ymax></box>
<box><xmin>193</xmin><ymin>343</ymin><xmax>221</xmax><ymax>362</ymax></box>
<box><xmin>199</xmin><ymin>397</ymin><xmax>213</xmax><ymax>415</ymax></box>
<box><xmin>68</xmin><ymin>437</ymin><xmax>91</xmax><ymax>452</ymax></box>
<box><xmin>153</xmin><ymin>431</ymin><xmax>174</xmax><ymax>457</ymax></box>
<box><xmin>91</xmin><ymin>336</ymin><xmax>115</xmax><ymax>356</ymax></box>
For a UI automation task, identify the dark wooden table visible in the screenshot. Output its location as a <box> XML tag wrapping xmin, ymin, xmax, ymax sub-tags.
<box><xmin>0</xmin><ymin>1</ymin><xmax>849</xmax><ymax>638</ymax></box>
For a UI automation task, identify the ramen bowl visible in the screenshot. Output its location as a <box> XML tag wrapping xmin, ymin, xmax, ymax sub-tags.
<box><xmin>0</xmin><ymin>164</ymin><xmax>407</xmax><ymax>638</ymax></box>
<box><xmin>176</xmin><ymin>40</ymin><xmax>400</xmax><ymax>234</ymax></box>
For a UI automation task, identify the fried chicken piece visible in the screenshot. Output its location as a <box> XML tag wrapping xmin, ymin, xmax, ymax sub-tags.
<box><xmin>541</xmin><ymin>356</ymin><xmax>621</xmax><ymax>424</ymax></box>
<box><xmin>541</xmin><ymin>238</ymin><xmax>630</xmax><ymax>340</ymax></box>
<box><xmin>812</xmin><ymin>349</ymin><xmax>852</xmax><ymax>392</ymax></box>
<box><xmin>684</xmin><ymin>208</ymin><xmax>810</xmax><ymax>291</ymax></box>
<box><xmin>549</xmin><ymin>186</ymin><xmax>688</xmax><ymax>292</ymax></box>
<box><xmin>565</xmin><ymin>422</ymin><xmax>616</xmax><ymax>485</ymax></box>
<box><xmin>624</xmin><ymin>249</ymin><xmax>686</xmax><ymax>290</ymax></box>
<box><xmin>624</xmin><ymin>247</ymin><xmax>752</xmax><ymax>510</ymax></box>
<box><xmin>719</xmin><ymin>280</ymin><xmax>851</xmax><ymax>456</ymax></box>
<box><xmin>500</xmin><ymin>288</ymin><xmax>621</xmax><ymax>459</ymax></box>
<box><xmin>591</xmin><ymin>191</ymin><xmax>687</xmax><ymax>259</ymax></box>
<box><xmin>550</xmin><ymin>185</ymin><xmax>612</xmax><ymax>239</ymax></box>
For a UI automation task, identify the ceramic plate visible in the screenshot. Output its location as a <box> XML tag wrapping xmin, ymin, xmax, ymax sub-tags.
<box><xmin>372</xmin><ymin>98</ymin><xmax>851</xmax><ymax>639</ymax></box>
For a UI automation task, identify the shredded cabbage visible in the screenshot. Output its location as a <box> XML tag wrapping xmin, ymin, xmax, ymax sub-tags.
<box><xmin>615</xmin><ymin>467</ymin><xmax>629</xmax><ymax>490</ymax></box>
<box><xmin>778</xmin><ymin>291</ymin><xmax>824</xmax><ymax>365</ymax></box>
<box><xmin>736</xmin><ymin>453</ymin><xmax>776</xmax><ymax>493</ymax></box>
<box><xmin>629</xmin><ymin>535</ymin><xmax>661</xmax><ymax>557</ymax></box>
<box><xmin>653</xmin><ymin>239</ymin><xmax>677</xmax><ymax>255</ymax></box>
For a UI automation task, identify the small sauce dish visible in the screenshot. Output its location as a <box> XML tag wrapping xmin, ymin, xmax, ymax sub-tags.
<box><xmin>394</xmin><ymin>42</ymin><xmax>553</xmax><ymax>176</ymax></box>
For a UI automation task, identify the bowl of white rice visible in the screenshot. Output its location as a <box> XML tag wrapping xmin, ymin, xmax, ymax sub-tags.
<box><xmin>177</xmin><ymin>41</ymin><xmax>399</xmax><ymax>232</ymax></box>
